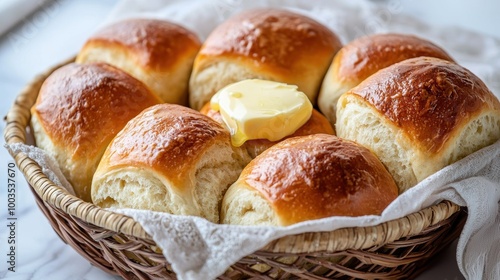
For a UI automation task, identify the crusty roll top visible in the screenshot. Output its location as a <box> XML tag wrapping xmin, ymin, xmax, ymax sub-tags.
<box><xmin>98</xmin><ymin>104</ymin><xmax>230</xmax><ymax>188</ymax></box>
<box><xmin>77</xmin><ymin>19</ymin><xmax>201</xmax><ymax>105</ymax></box>
<box><xmin>32</xmin><ymin>62</ymin><xmax>161</xmax><ymax>160</ymax></box>
<box><xmin>81</xmin><ymin>19</ymin><xmax>201</xmax><ymax>71</ymax></box>
<box><xmin>196</xmin><ymin>9</ymin><xmax>341</xmax><ymax>73</ymax></box>
<box><xmin>335</xmin><ymin>33</ymin><xmax>453</xmax><ymax>84</ymax></box>
<box><xmin>189</xmin><ymin>9</ymin><xmax>342</xmax><ymax>109</ymax></box>
<box><xmin>318</xmin><ymin>33</ymin><xmax>455</xmax><ymax>124</ymax></box>
<box><xmin>348</xmin><ymin>57</ymin><xmax>500</xmax><ymax>153</ymax></box>
<box><xmin>240</xmin><ymin>134</ymin><xmax>398</xmax><ymax>225</ymax></box>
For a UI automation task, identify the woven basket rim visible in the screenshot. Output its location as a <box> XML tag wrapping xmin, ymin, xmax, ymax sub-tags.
<box><xmin>3</xmin><ymin>58</ymin><xmax>462</xmax><ymax>254</ymax></box>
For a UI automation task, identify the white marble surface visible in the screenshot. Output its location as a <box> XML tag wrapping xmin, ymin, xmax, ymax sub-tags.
<box><xmin>0</xmin><ymin>0</ymin><xmax>498</xmax><ymax>279</ymax></box>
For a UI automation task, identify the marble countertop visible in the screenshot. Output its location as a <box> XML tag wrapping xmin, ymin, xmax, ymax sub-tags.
<box><xmin>1</xmin><ymin>0</ymin><xmax>498</xmax><ymax>279</ymax></box>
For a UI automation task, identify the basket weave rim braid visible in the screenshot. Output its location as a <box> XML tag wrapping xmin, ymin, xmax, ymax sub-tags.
<box><xmin>4</xmin><ymin>58</ymin><xmax>466</xmax><ymax>279</ymax></box>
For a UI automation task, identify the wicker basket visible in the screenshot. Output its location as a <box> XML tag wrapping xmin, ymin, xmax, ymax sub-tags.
<box><xmin>4</xmin><ymin>59</ymin><xmax>467</xmax><ymax>280</ymax></box>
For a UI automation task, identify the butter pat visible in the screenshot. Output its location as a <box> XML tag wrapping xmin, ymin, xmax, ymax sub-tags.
<box><xmin>210</xmin><ymin>79</ymin><xmax>313</xmax><ymax>146</ymax></box>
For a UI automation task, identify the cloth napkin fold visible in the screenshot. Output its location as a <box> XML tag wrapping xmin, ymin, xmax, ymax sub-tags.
<box><xmin>0</xmin><ymin>0</ymin><xmax>53</xmax><ymax>36</ymax></box>
<box><xmin>6</xmin><ymin>0</ymin><xmax>500</xmax><ymax>279</ymax></box>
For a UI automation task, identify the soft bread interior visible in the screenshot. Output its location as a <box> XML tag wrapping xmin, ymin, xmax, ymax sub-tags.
<box><xmin>337</xmin><ymin>93</ymin><xmax>500</xmax><ymax>193</ymax></box>
<box><xmin>317</xmin><ymin>65</ymin><xmax>355</xmax><ymax>124</ymax></box>
<box><xmin>92</xmin><ymin>169</ymin><xmax>177</xmax><ymax>212</ymax></box>
<box><xmin>31</xmin><ymin>115</ymin><xmax>101</xmax><ymax>201</ymax></box>
<box><xmin>189</xmin><ymin>60</ymin><xmax>268</xmax><ymax>110</ymax></box>
<box><xmin>447</xmin><ymin>112</ymin><xmax>500</xmax><ymax>164</ymax></box>
<box><xmin>221</xmin><ymin>183</ymin><xmax>278</xmax><ymax>226</ymax></box>
<box><xmin>190</xmin><ymin>59</ymin><xmax>321</xmax><ymax>111</ymax></box>
<box><xmin>31</xmin><ymin>114</ymin><xmax>69</xmax><ymax>177</ymax></box>
<box><xmin>336</xmin><ymin>94</ymin><xmax>417</xmax><ymax>193</ymax></box>
<box><xmin>409</xmin><ymin>111</ymin><xmax>500</xmax><ymax>182</ymax></box>
<box><xmin>92</xmin><ymin>142</ymin><xmax>250</xmax><ymax>223</ymax></box>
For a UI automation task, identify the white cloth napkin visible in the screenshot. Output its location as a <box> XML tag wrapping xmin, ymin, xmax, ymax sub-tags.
<box><xmin>0</xmin><ymin>0</ymin><xmax>53</xmax><ymax>36</ymax></box>
<box><xmin>6</xmin><ymin>0</ymin><xmax>500</xmax><ymax>279</ymax></box>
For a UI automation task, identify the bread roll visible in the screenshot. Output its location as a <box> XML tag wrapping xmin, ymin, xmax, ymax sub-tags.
<box><xmin>318</xmin><ymin>33</ymin><xmax>454</xmax><ymax>123</ymax></box>
<box><xmin>336</xmin><ymin>57</ymin><xmax>500</xmax><ymax>193</ymax></box>
<box><xmin>200</xmin><ymin>103</ymin><xmax>335</xmax><ymax>158</ymax></box>
<box><xmin>189</xmin><ymin>9</ymin><xmax>342</xmax><ymax>110</ymax></box>
<box><xmin>91</xmin><ymin>104</ymin><xmax>251</xmax><ymax>223</ymax></box>
<box><xmin>221</xmin><ymin>134</ymin><xmax>398</xmax><ymax>226</ymax></box>
<box><xmin>31</xmin><ymin>63</ymin><xmax>161</xmax><ymax>201</ymax></box>
<box><xmin>76</xmin><ymin>18</ymin><xmax>201</xmax><ymax>105</ymax></box>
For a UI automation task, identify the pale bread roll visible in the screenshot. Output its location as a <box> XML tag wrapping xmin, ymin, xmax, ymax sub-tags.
<box><xmin>31</xmin><ymin>63</ymin><xmax>161</xmax><ymax>201</ymax></box>
<box><xmin>318</xmin><ymin>33</ymin><xmax>454</xmax><ymax>123</ymax></box>
<box><xmin>189</xmin><ymin>8</ymin><xmax>343</xmax><ymax>110</ymax></box>
<box><xmin>221</xmin><ymin>134</ymin><xmax>398</xmax><ymax>226</ymax></box>
<box><xmin>76</xmin><ymin>18</ymin><xmax>201</xmax><ymax>105</ymax></box>
<box><xmin>336</xmin><ymin>57</ymin><xmax>500</xmax><ymax>193</ymax></box>
<box><xmin>91</xmin><ymin>104</ymin><xmax>251</xmax><ymax>223</ymax></box>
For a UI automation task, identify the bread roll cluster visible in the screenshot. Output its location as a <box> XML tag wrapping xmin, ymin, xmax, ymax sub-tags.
<box><xmin>31</xmin><ymin>9</ymin><xmax>500</xmax><ymax>226</ymax></box>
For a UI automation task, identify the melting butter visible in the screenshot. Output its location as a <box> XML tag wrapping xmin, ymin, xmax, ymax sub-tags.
<box><xmin>210</xmin><ymin>79</ymin><xmax>312</xmax><ymax>146</ymax></box>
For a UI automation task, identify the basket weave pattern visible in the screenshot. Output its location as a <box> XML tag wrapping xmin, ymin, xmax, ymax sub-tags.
<box><xmin>4</xmin><ymin>59</ymin><xmax>467</xmax><ymax>279</ymax></box>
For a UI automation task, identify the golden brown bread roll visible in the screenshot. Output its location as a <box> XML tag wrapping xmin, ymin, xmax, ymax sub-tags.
<box><xmin>221</xmin><ymin>134</ymin><xmax>398</xmax><ymax>226</ymax></box>
<box><xmin>200</xmin><ymin>103</ymin><xmax>335</xmax><ymax>158</ymax></box>
<box><xmin>336</xmin><ymin>57</ymin><xmax>500</xmax><ymax>193</ymax></box>
<box><xmin>318</xmin><ymin>33</ymin><xmax>454</xmax><ymax>123</ymax></box>
<box><xmin>189</xmin><ymin>8</ymin><xmax>343</xmax><ymax>110</ymax></box>
<box><xmin>31</xmin><ymin>62</ymin><xmax>161</xmax><ymax>201</ymax></box>
<box><xmin>91</xmin><ymin>104</ymin><xmax>251</xmax><ymax>223</ymax></box>
<box><xmin>76</xmin><ymin>18</ymin><xmax>201</xmax><ymax>105</ymax></box>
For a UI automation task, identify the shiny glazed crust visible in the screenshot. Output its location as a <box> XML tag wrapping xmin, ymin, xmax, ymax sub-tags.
<box><xmin>78</xmin><ymin>18</ymin><xmax>201</xmax><ymax>70</ymax></box>
<box><xmin>92</xmin><ymin>104</ymin><xmax>252</xmax><ymax>223</ymax></box>
<box><xmin>349</xmin><ymin>57</ymin><xmax>500</xmax><ymax>152</ymax></box>
<box><xmin>189</xmin><ymin>8</ymin><xmax>343</xmax><ymax>109</ymax></box>
<box><xmin>334</xmin><ymin>33</ymin><xmax>453</xmax><ymax>85</ymax></box>
<box><xmin>336</xmin><ymin>56</ymin><xmax>500</xmax><ymax>192</ymax></box>
<box><xmin>222</xmin><ymin>134</ymin><xmax>398</xmax><ymax>226</ymax></box>
<box><xmin>76</xmin><ymin>18</ymin><xmax>201</xmax><ymax>104</ymax></box>
<box><xmin>318</xmin><ymin>33</ymin><xmax>454</xmax><ymax>123</ymax></box>
<box><xmin>31</xmin><ymin>62</ymin><xmax>161</xmax><ymax>201</ymax></box>
<box><xmin>97</xmin><ymin>104</ymin><xmax>230</xmax><ymax>186</ymax></box>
